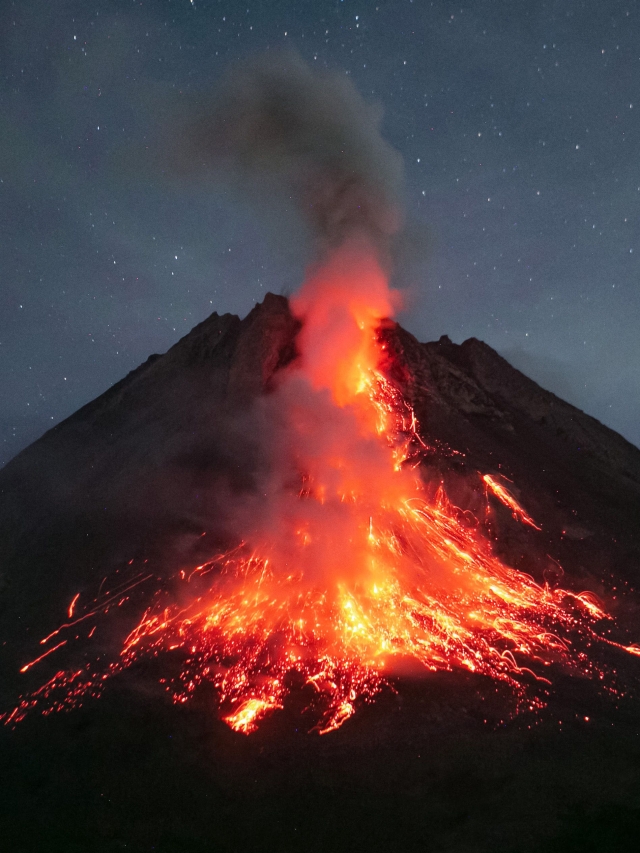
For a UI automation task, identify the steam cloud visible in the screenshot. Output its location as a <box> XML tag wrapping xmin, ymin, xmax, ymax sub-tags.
<box><xmin>190</xmin><ymin>51</ymin><xmax>404</xmax><ymax>264</ymax></box>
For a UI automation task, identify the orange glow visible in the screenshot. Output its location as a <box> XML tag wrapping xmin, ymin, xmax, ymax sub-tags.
<box><xmin>67</xmin><ymin>593</ymin><xmax>80</xmax><ymax>619</ymax></box>
<box><xmin>483</xmin><ymin>475</ymin><xmax>542</xmax><ymax>530</ymax></box>
<box><xmin>20</xmin><ymin>641</ymin><xmax>67</xmax><ymax>674</ymax></box>
<box><xmin>290</xmin><ymin>246</ymin><xmax>400</xmax><ymax>408</ymax></box>
<box><xmin>3</xmin><ymin>239</ymin><xmax>636</xmax><ymax>733</ymax></box>
<box><xmin>224</xmin><ymin>697</ymin><xmax>283</xmax><ymax>734</ymax></box>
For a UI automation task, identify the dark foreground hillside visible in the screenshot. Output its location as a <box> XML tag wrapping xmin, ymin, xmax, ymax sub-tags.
<box><xmin>1</xmin><ymin>295</ymin><xmax>639</xmax><ymax>852</ymax></box>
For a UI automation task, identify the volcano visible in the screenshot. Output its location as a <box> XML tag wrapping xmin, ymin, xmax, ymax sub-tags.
<box><xmin>1</xmin><ymin>288</ymin><xmax>640</xmax><ymax>852</ymax></box>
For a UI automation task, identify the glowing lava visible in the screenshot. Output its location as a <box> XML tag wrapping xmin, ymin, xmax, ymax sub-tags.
<box><xmin>4</xmin><ymin>240</ymin><xmax>635</xmax><ymax>734</ymax></box>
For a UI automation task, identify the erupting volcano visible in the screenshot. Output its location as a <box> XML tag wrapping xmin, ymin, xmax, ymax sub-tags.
<box><xmin>4</xmin><ymin>238</ymin><xmax>638</xmax><ymax>735</ymax></box>
<box><xmin>2</xmin><ymin>55</ymin><xmax>639</xmax><ymax>738</ymax></box>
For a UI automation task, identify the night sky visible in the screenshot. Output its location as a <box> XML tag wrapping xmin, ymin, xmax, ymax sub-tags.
<box><xmin>2</xmin><ymin>0</ymin><xmax>639</xmax><ymax>468</ymax></box>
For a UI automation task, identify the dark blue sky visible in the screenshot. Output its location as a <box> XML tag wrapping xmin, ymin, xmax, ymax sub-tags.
<box><xmin>2</xmin><ymin>0</ymin><xmax>639</xmax><ymax>466</ymax></box>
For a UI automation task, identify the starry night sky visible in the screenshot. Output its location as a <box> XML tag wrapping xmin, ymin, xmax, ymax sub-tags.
<box><xmin>2</xmin><ymin>0</ymin><xmax>639</xmax><ymax>467</ymax></box>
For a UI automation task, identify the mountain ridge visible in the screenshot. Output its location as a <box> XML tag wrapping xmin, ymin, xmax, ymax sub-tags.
<box><xmin>3</xmin><ymin>293</ymin><xmax>639</xmax><ymax>485</ymax></box>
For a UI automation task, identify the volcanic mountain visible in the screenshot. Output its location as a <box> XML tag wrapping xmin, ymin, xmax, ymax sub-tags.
<box><xmin>1</xmin><ymin>293</ymin><xmax>639</xmax><ymax>640</ymax></box>
<box><xmin>1</xmin><ymin>294</ymin><xmax>640</xmax><ymax>852</ymax></box>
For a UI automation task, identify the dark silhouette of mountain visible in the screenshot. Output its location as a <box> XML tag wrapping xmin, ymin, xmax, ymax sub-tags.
<box><xmin>1</xmin><ymin>294</ymin><xmax>639</xmax><ymax>853</ymax></box>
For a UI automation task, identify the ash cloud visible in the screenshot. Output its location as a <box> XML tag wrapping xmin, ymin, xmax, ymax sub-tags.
<box><xmin>185</xmin><ymin>51</ymin><xmax>404</xmax><ymax>265</ymax></box>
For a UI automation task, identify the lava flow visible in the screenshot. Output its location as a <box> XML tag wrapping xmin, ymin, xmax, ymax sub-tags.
<box><xmin>4</xmin><ymin>240</ymin><xmax>638</xmax><ymax>735</ymax></box>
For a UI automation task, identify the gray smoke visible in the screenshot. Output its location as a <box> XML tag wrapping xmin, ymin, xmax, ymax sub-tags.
<box><xmin>189</xmin><ymin>51</ymin><xmax>404</xmax><ymax>264</ymax></box>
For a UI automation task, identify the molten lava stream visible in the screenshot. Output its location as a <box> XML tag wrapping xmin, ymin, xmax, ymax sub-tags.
<box><xmin>3</xmin><ymin>241</ymin><xmax>630</xmax><ymax>734</ymax></box>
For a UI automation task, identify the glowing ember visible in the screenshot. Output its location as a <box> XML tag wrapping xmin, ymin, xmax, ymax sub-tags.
<box><xmin>67</xmin><ymin>592</ymin><xmax>80</xmax><ymax>619</ymax></box>
<box><xmin>2</xmin><ymin>240</ymin><xmax>636</xmax><ymax>733</ymax></box>
<box><xmin>482</xmin><ymin>474</ymin><xmax>542</xmax><ymax>530</ymax></box>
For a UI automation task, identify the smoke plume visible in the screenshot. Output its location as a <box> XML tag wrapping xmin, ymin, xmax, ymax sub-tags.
<box><xmin>190</xmin><ymin>51</ymin><xmax>404</xmax><ymax>265</ymax></box>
